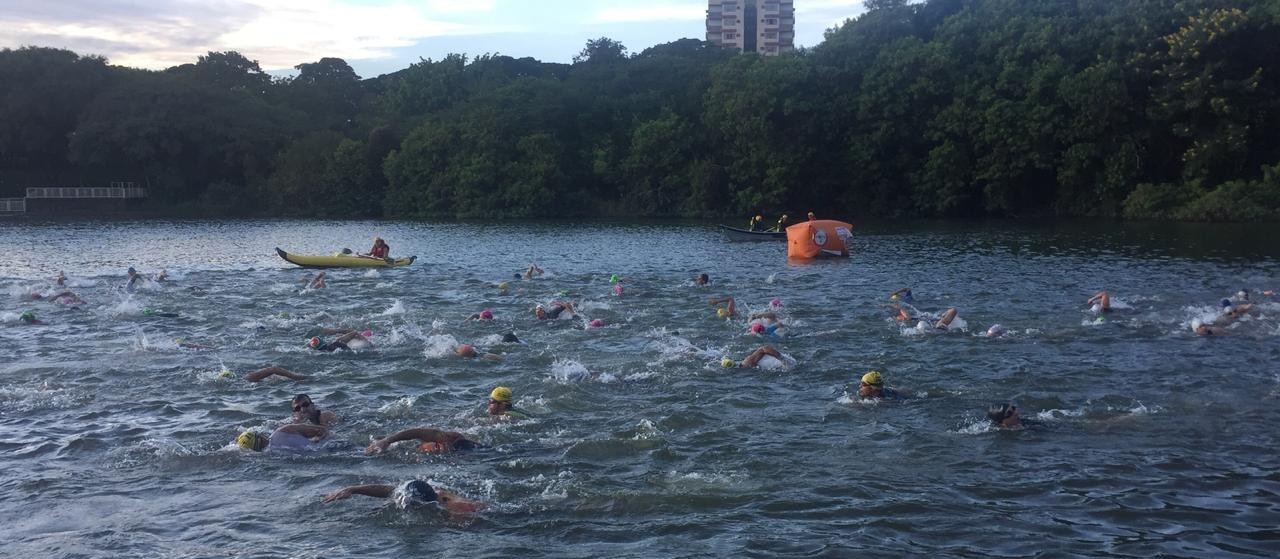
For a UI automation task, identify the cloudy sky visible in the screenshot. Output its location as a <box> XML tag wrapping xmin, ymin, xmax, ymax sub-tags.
<box><xmin>0</xmin><ymin>0</ymin><xmax>867</xmax><ymax>77</ymax></box>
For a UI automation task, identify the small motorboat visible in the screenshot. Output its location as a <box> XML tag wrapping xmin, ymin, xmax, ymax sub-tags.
<box><xmin>719</xmin><ymin>225</ymin><xmax>787</xmax><ymax>242</ymax></box>
<box><xmin>276</xmin><ymin>248</ymin><xmax>416</xmax><ymax>268</ymax></box>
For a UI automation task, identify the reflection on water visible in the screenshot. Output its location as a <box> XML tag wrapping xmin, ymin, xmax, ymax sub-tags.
<box><xmin>0</xmin><ymin>219</ymin><xmax>1278</xmax><ymax>557</ymax></box>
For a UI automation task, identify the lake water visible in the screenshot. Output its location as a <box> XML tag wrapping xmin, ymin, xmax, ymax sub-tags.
<box><xmin>1</xmin><ymin>219</ymin><xmax>1278</xmax><ymax>558</ymax></box>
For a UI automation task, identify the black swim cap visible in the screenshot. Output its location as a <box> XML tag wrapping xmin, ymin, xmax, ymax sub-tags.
<box><xmin>394</xmin><ymin>480</ymin><xmax>438</xmax><ymax>509</ymax></box>
<box><xmin>987</xmin><ymin>404</ymin><xmax>1015</xmax><ymax>423</ymax></box>
<box><xmin>502</xmin><ymin>332</ymin><xmax>521</xmax><ymax>343</ymax></box>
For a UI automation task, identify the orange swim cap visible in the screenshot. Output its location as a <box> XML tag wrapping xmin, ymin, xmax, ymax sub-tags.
<box><xmin>419</xmin><ymin>442</ymin><xmax>446</xmax><ymax>453</ymax></box>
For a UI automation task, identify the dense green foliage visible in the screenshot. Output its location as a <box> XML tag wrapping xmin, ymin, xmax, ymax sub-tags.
<box><xmin>3</xmin><ymin>0</ymin><xmax>1280</xmax><ymax>220</ymax></box>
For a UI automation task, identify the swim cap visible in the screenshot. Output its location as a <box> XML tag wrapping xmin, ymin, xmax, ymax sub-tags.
<box><xmin>307</xmin><ymin>336</ymin><xmax>321</xmax><ymax>348</ymax></box>
<box><xmin>479</xmin><ymin>310</ymin><xmax>493</xmax><ymax>320</ymax></box>
<box><xmin>497</xmin><ymin>281</ymin><xmax>508</xmax><ymax>290</ymax></box>
<box><xmin>890</xmin><ymin>294</ymin><xmax>899</xmax><ymax>301</ymax></box>
<box><xmin>419</xmin><ymin>441</ymin><xmax>446</xmax><ymax>453</ymax></box>
<box><xmin>127</xmin><ymin>267</ymin><xmax>136</xmax><ymax>275</ymax></box>
<box><xmin>393</xmin><ymin>480</ymin><xmax>438</xmax><ymax>509</ymax></box>
<box><xmin>770</xmin><ymin>298</ymin><xmax>781</xmax><ymax>308</ymax></box>
<box><xmin>360</xmin><ymin>329</ymin><xmax>373</xmax><ymax>337</ymax></box>
<box><xmin>502</xmin><ymin>332</ymin><xmax>521</xmax><ymax>343</ymax></box>
<box><xmin>609</xmin><ymin>274</ymin><xmax>619</xmax><ymax>284</ymax></box>
<box><xmin>717</xmin><ymin>308</ymin><xmax>729</xmax><ymax>318</ymax></box>
<box><xmin>986</xmin><ymin>324</ymin><xmax>1006</xmax><ymax>337</ymax></box>
<box><xmin>490</xmin><ymin>386</ymin><xmax>513</xmax><ymax>403</ymax></box>
<box><xmin>861</xmin><ymin>371</ymin><xmax>884</xmax><ymax>386</ymax></box>
<box><xmin>987</xmin><ymin>403</ymin><xmax>1016</xmax><ymax>424</ymax></box>
<box><xmin>750</xmin><ymin>322</ymin><xmax>765</xmax><ymax>334</ymax></box>
<box><xmin>613</xmin><ymin>284</ymin><xmax>623</xmax><ymax>295</ymax></box>
<box><xmin>20</xmin><ymin>311</ymin><xmax>36</xmax><ymax>323</ymax></box>
<box><xmin>588</xmin><ymin>319</ymin><xmax>604</xmax><ymax>328</ymax></box>
<box><xmin>236</xmin><ymin>431</ymin><xmax>267</xmax><ymax>451</ymax></box>
<box><xmin>143</xmin><ymin>308</ymin><xmax>155</xmax><ymax>316</ymax></box>
<box><xmin>1220</xmin><ymin>298</ymin><xmax>1232</xmax><ymax>308</ymax></box>
<box><xmin>721</xmin><ymin>357</ymin><xmax>735</xmax><ymax>368</ymax></box>
<box><xmin>456</xmin><ymin>344</ymin><xmax>477</xmax><ymax>358</ymax></box>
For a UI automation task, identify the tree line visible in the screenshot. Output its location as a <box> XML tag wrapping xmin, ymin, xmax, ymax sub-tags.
<box><xmin>2</xmin><ymin>0</ymin><xmax>1279</xmax><ymax>221</ymax></box>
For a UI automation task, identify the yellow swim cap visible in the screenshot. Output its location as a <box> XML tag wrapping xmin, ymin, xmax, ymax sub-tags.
<box><xmin>890</xmin><ymin>294</ymin><xmax>899</xmax><ymax>301</ymax></box>
<box><xmin>490</xmin><ymin>386</ymin><xmax>513</xmax><ymax>403</ymax></box>
<box><xmin>717</xmin><ymin>308</ymin><xmax>729</xmax><ymax>318</ymax></box>
<box><xmin>861</xmin><ymin>371</ymin><xmax>884</xmax><ymax>386</ymax></box>
<box><xmin>236</xmin><ymin>431</ymin><xmax>266</xmax><ymax>451</ymax></box>
<box><xmin>721</xmin><ymin>357</ymin><xmax>735</xmax><ymax>368</ymax></box>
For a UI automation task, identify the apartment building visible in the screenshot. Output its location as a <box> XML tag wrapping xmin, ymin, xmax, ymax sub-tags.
<box><xmin>706</xmin><ymin>0</ymin><xmax>795</xmax><ymax>56</ymax></box>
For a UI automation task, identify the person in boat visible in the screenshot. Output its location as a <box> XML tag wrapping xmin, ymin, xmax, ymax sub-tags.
<box><xmin>365</xmin><ymin>427</ymin><xmax>484</xmax><ymax>454</ymax></box>
<box><xmin>321</xmin><ymin>479</ymin><xmax>484</xmax><ymax>515</ymax></box>
<box><xmin>236</xmin><ymin>423</ymin><xmax>329</xmax><ymax>452</ymax></box>
<box><xmin>366</xmin><ymin>237</ymin><xmax>390</xmax><ymax>259</ymax></box>
<box><xmin>290</xmin><ymin>393</ymin><xmax>341</xmax><ymax>425</ymax></box>
<box><xmin>807</xmin><ymin>211</ymin><xmax>816</xmax><ymax>221</ymax></box>
<box><xmin>720</xmin><ymin>345</ymin><xmax>787</xmax><ymax>369</ymax></box>
<box><xmin>487</xmin><ymin>386</ymin><xmax>529</xmax><ymax>420</ymax></box>
<box><xmin>1087</xmin><ymin>291</ymin><xmax>1111</xmax><ymax>313</ymax></box>
<box><xmin>857</xmin><ymin>371</ymin><xmax>901</xmax><ymax>400</ymax></box>
<box><xmin>307</xmin><ymin>330</ymin><xmax>370</xmax><ymax>352</ymax></box>
<box><xmin>767</xmin><ymin>214</ymin><xmax>789</xmax><ymax>232</ymax></box>
<box><xmin>534</xmin><ymin>301</ymin><xmax>574</xmax><ymax>320</ymax></box>
<box><xmin>709</xmin><ymin>296</ymin><xmax>737</xmax><ymax>318</ymax></box>
<box><xmin>695</xmin><ymin>273</ymin><xmax>710</xmax><ymax>287</ymax></box>
<box><xmin>748</xmin><ymin>214</ymin><xmax>764</xmax><ymax>231</ymax></box>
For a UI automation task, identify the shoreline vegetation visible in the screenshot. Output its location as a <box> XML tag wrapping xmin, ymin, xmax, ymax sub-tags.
<box><xmin>2</xmin><ymin>0</ymin><xmax>1279</xmax><ymax>222</ymax></box>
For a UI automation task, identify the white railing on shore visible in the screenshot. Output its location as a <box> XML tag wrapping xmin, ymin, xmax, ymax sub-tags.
<box><xmin>25</xmin><ymin>186</ymin><xmax>148</xmax><ymax>199</ymax></box>
<box><xmin>0</xmin><ymin>198</ymin><xmax>26</xmax><ymax>212</ymax></box>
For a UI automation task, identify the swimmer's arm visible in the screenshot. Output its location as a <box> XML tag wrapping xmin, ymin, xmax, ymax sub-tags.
<box><xmin>321</xmin><ymin>484</ymin><xmax>393</xmax><ymax>503</ymax></box>
<box><xmin>366</xmin><ymin>428</ymin><xmax>459</xmax><ymax>454</ymax></box>
<box><xmin>891</xmin><ymin>288</ymin><xmax>911</xmax><ymax>296</ymax></box>
<box><xmin>243</xmin><ymin>366</ymin><xmax>307</xmax><ymax>382</ymax></box>
<box><xmin>437</xmin><ymin>490</ymin><xmax>485</xmax><ymax>514</ymax></box>
<box><xmin>749</xmin><ymin>311</ymin><xmax>777</xmax><ymax>320</ymax></box>
<box><xmin>278</xmin><ymin>423</ymin><xmax>327</xmax><ymax>438</ymax></box>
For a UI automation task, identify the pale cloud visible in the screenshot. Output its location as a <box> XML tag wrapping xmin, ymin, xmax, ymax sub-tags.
<box><xmin>591</xmin><ymin>2</ymin><xmax>705</xmax><ymax>24</ymax></box>
<box><xmin>0</xmin><ymin>0</ymin><xmax>487</xmax><ymax>72</ymax></box>
<box><xmin>426</xmin><ymin>0</ymin><xmax>496</xmax><ymax>14</ymax></box>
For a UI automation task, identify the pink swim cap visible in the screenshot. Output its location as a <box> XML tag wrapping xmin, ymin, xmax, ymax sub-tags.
<box><xmin>588</xmin><ymin>319</ymin><xmax>604</xmax><ymax>328</ymax></box>
<box><xmin>613</xmin><ymin>284</ymin><xmax>623</xmax><ymax>295</ymax></box>
<box><xmin>770</xmin><ymin>298</ymin><xmax>781</xmax><ymax>308</ymax></box>
<box><xmin>360</xmin><ymin>329</ymin><xmax>373</xmax><ymax>338</ymax></box>
<box><xmin>479</xmin><ymin>309</ymin><xmax>493</xmax><ymax>320</ymax></box>
<box><xmin>750</xmin><ymin>323</ymin><xmax>765</xmax><ymax>334</ymax></box>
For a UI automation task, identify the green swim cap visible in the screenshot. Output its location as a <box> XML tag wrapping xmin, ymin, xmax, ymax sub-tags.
<box><xmin>609</xmin><ymin>274</ymin><xmax>619</xmax><ymax>284</ymax></box>
<box><xmin>143</xmin><ymin>308</ymin><xmax>155</xmax><ymax>316</ymax></box>
<box><xmin>20</xmin><ymin>311</ymin><xmax>36</xmax><ymax>323</ymax></box>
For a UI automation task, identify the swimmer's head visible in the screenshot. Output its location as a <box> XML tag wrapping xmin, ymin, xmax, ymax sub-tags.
<box><xmin>455</xmin><ymin>344</ymin><xmax>477</xmax><ymax>358</ymax></box>
<box><xmin>890</xmin><ymin>294</ymin><xmax>899</xmax><ymax>301</ymax></box>
<box><xmin>1090</xmin><ymin>303</ymin><xmax>1102</xmax><ymax>313</ymax></box>
<box><xmin>769</xmin><ymin>298</ymin><xmax>781</xmax><ymax>308</ymax></box>
<box><xmin>534</xmin><ymin>305</ymin><xmax>547</xmax><ymax>319</ymax></box>
<box><xmin>127</xmin><ymin>267</ymin><xmax>136</xmax><ymax>275</ymax></box>
<box><xmin>30</xmin><ymin>293</ymin><xmax>43</xmax><ymax>300</ymax></box>
<box><xmin>1237</xmin><ymin>289</ymin><xmax>1249</xmax><ymax>301</ymax></box>
<box><xmin>19</xmin><ymin>311</ymin><xmax>36</xmax><ymax>323</ymax></box>
<box><xmin>613</xmin><ymin>284</ymin><xmax>623</xmax><ymax>295</ymax></box>
<box><xmin>987</xmin><ymin>403</ymin><xmax>1017</xmax><ymax>425</ymax></box>
<box><xmin>497</xmin><ymin>281</ymin><xmax>508</xmax><ymax>290</ymax></box>
<box><xmin>750</xmin><ymin>322</ymin><xmax>765</xmax><ymax>335</ymax></box>
<box><xmin>419</xmin><ymin>441</ymin><xmax>446</xmax><ymax>453</ymax></box>
<box><xmin>697</xmin><ymin>273</ymin><xmax>709</xmax><ymax>285</ymax></box>
<box><xmin>392</xmin><ymin>480</ymin><xmax>437</xmax><ymax>509</ymax></box>
<box><xmin>720</xmin><ymin>357</ymin><xmax>735</xmax><ymax>368</ymax></box>
<box><xmin>501</xmin><ymin>331</ymin><xmax>521</xmax><ymax>343</ymax></box>
<box><xmin>479</xmin><ymin>309</ymin><xmax>493</xmax><ymax>320</ymax></box>
<box><xmin>986</xmin><ymin>324</ymin><xmax>1006</xmax><ymax>338</ymax></box>
<box><xmin>236</xmin><ymin>431</ymin><xmax>268</xmax><ymax>452</ymax></box>
<box><xmin>716</xmin><ymin>308</ymin><xmax>729</xmax><ymax>318</ymax></box>
<box><xmin>307</xmin><ymin>336</ymin><xmax>322</xmax><ymax>349</ymax></box>
<box><xmin>489</xmin><ymin>386</ymin><xmax>513</xmax><ymax>403</ymax></box>
<box><xmin>1220</xmin><ymin>298</ymin><xmax>1232</xmax><ymax>308</ymax></box>
<box><xmin>609</xmin><ymin>274</ymin><xmax>619</xmax><ymax>284</ymax></box>
<box><xmin>860</xmin><ymin>371</ymin><xmax>884</xmax><ymax>387</ymax></box>
<box><xmin>588</xmin><ymin>319</ymin><xmax>604</xmax><ymax>329</ymax></box>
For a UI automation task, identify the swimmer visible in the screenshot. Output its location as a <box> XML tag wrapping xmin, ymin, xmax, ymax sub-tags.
<box><xmin>720</xmin><ymin>344</ymin><xmax>786</xmax><ymax>369</ymax></box>
<box><xmin>291</xmin><ymin>393</ymin><xmax>340</xmax><ymax>425</ymax></box>
<box><xmin>236</xmin><ymin>423</ymin><xmax>328</xmax><ymax>452</ymax></box>
<box><xmin>523</xmin><ymin>263</ymin><xmax>544</xmax><ymax>279</ymax></box>
<box><xmin>54</xmin><ymin>271</ymin><xmax>67</xmax><ymax>287</ymax></box>
<box><xmin>365</xmin><ymin>427</ymin><xmax>483</xmax><ymax>454</ymax></box>
<box><xmin>885</xmin><ymin>303</ymin><xmax>912</xmax><ymax>322</ymax></box>
<box><xmin>455</xmin><ymin>343</ymin><xmax>502</xmax><ymax>361</ymax></box>
<box><xmin>126</xmin><ymin>266</ymin><xmax>145</xmax><ymax>291</ymax></box>
<box><xmin>33</xmin><ymin>291</ymin><xmax>86</xmax><ymax>305</ymax></box>
<box><xmin>303</xmin><ymin>272</ymin><xmax>327</xmax><ymax>289</ymax></box>
<box><xmin>1217</xmin><ymin>299</ymin><xmax>1253</xmax><ymax>323</ymax></box>
<box><xmin>501</xmin><ymin>331</ymin><xmax>523</xmax><ymax>344</ymax></box>
<box><xmin>987</xmin><ymin>403</ymin><xmax>1024</xmax><ymax>429</ymax></box>
<box><xmin>307</xmin><ymin>330</ymin><xmax>371</xmax><ymax>352</ymax></box>
<box><xmin>709</xmin><ymin>296</ymin><xmax>737</xmax><ymax>318</ymax></box>
<box><xmin>18</xmin><ymin>311</ymin><xmax>42</xmax><ymax>325</ymax></box>
<box><xmin>497</xmin><ymin>281</ymin><xmax>509</xmax><ymax>294</ymax></box>
<box><xmin>321</xmin><ymin>479</ymin><xmax>484</xmax><ymax>515</ymax></box>
<box><xmin>239</xmin><ymin>366</ymin><xmax>308</xmax><ymax>382</ymax></box>
<box><xmin>534</xmin><ymin>301</ymin><xmax>574</xmax><ymax>320</ymax></box>
<box><xmin>154</xmin><ymin>269</ymin><xmax>169</xmax><ymax>282</ymax></box>
<box><xmin>1194</xmin><ymin>323</ymin><xmax>1228</xmax><ymax>336</ymax></box>
<box><xmin>695</xmin><ymin>273</ymin><xmax>710</xmax><ymax>286</ymax></box>
<box><xmin>857</xmin><ymin>371</ymin><xmax>900</xmax><ymax>400</ymax></box>
<box><xmin>487</xmin><ymin>386</ymin><xmax>529</xmax><ymax>419</ymax></box>
<box><xmin>985</xmin><ymin>324</ymin><xmax>1007</xmax><ymax>338</ymax></box>
<box><xmin>466</xmin><ymin>309</ymin><xmax>494</xmax><ymax>321</ymax></box>
<box><xmin>587</xmin><ymin>318</ymin><xmax>605</xmax><ymax>329</ymax></box>
<box><xmin>890</xmin><ymin>288</ymin><xmax>913</xmax><ymax>303</ymax></box>
<box><xmin>1087</xmin><ymin>291</ymin><xmax>1111</xmax><ymax>313</ymax></box>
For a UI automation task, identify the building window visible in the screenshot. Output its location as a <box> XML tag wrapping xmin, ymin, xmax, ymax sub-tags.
<box><xmin>724</xmin><ymin>32</ymin><xmax>737</xmax><ymax>40</ymax></box>
<box><xmin>765</xmin><ymin>32</ymin><xmax>777</xmax><ymax>39</ymax></box>
<box><xmin>764</xmin><ymin>18</ymin><xmax>778</xmax><ymax>25</ymax></box>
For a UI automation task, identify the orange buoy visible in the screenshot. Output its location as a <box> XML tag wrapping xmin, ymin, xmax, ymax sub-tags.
<box><xmin>786</xmin><ymin>220</ymin><xmax>853</xmax><ymax>259</ymax></box>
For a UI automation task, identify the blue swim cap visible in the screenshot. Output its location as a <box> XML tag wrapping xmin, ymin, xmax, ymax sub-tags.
<box><xmin>1220</xmin><ymin>298</ymin><xmax>1232</xmax><ymax>308</ymax></box>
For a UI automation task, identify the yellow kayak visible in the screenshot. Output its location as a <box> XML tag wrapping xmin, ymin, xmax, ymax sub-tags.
<box><xmin>275</xmin><ymin>247</ymin><xmax>416</xmax><ymax>268</ymax></box>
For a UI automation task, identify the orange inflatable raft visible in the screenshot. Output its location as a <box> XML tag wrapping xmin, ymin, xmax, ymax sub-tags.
<box><xmin>786</xmin><ymin>220</ymin><xmax>853</xmax><ymax>259</ymax></box>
